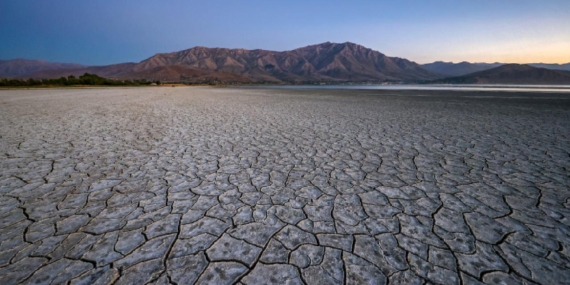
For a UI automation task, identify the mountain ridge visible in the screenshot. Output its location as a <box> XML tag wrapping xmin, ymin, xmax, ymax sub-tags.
<box><xmin>5</xmin><ymin>42</ymin><xmax>570</xmax><ymax>84</ymax></box>
<box><xmin>132</xmin><ymin>42</ymin><xmax>439</xmax><ymax>82</ymax></box>
<box><xmin>13</xmin><ymin>42</ymin><xmax>440</xmax><ymax>82</ymax></box>
<box><xmin>422</xmin><ymin>61</ymin><xmax>570</xmax><ymax>76</ymax></box>
<box><xmin>429</xmin><ymin>64</ymin><xmax>570</xmax><ymax>84</ymax></box>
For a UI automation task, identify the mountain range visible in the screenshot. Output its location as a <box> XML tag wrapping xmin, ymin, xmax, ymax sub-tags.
<box><xmin>422</xmin><ymin>61</ymin><xmax>570</xmax><ymax>77</ymax></box>
<box><xmin>429</xmin><ymin>64</ymin><xmax>570</xmax><ymax>85</ymax></box>
<box><xmin>5</xmin><ymin>42</ymin><xmax>439</xmax><ymax>83</ymax></box>
<box><xmin>2</xmin><ymin>42</ymin><xmax>570</xmax><ymax>84</ymax></box>
<box><xmin>132</xmin><ymin>42</ymin><xmax>438</xmax><ymax>82</ymax></box>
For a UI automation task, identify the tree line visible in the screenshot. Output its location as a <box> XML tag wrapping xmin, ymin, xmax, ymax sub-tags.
<box><xmin>0</xmin><ymin>73</ymin><xmax>160</xmax><ymax>87</ymax></box>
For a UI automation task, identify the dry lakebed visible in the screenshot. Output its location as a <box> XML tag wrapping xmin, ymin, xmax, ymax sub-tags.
<box><xmin>0</xmin><ymin>86</ymin><xmax>570</xmax><ymax>284</ymax></box>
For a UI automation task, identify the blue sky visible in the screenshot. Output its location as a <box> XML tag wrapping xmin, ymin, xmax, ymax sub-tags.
<box><xmin>1</xmin><ymin>0</ymin><xmax>569</xmax><ymax>65</ymax></box>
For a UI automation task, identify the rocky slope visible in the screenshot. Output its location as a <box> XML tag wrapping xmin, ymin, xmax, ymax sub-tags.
<box><xmin>133</xmin><ymin>42</ymin><xmax>439</xmax><ymax>82</ymax></box>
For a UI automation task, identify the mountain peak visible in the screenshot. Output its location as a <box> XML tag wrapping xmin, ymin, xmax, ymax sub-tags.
<box><xmin>134</xmin><ymin>42</ymin><xmax>437</xmax><ymax>82</ymax></box>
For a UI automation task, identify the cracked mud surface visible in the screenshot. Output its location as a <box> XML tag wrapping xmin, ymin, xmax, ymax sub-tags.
<box><xmin>1</xmin><ymin>87</ymin><xmax>570</xmax><ymax>284</ymax></box>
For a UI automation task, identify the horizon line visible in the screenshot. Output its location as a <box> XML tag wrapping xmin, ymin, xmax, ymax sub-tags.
<box><xmin>2</xmin><ymin>41</ymin><xmax>569</xmax><ymax>66</ymax></box>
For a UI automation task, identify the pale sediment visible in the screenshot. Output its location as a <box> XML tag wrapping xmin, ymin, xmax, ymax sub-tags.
<box><xmin>0</xmin><ymin>87</ymin><xmax>569</xmax><ymax>284</ymax></box>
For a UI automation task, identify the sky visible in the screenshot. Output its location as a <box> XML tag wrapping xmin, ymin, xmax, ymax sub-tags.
<box><xmin>1</xmin><ymin>0</ymin><xmax>569</xmax><ymax>65</ymax></box>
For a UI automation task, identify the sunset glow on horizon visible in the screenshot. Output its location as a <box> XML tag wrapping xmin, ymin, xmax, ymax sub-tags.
<box><xmin>410</xmin><ymin>41</ymin><xmax>570</xmax><ymax>65</ymax></box>
<box><xmin>1</xmin><ymin>0</ymin><xmax>569</xmax><ymax>65</ymax></box>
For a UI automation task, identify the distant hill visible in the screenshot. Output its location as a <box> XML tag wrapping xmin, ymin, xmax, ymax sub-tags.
<box><xmin>133</xmin><ymin>42</ymin><xmax>439</xmax><ymax>82</ymax></box>
<box><xmin>0</xmin><ymin>59</ymin><xmax>85</xmax><ymax>77</ymax></box>
<box><xmin>26</xmin><ymin>63</ymin><xmax>251</xmax><ymax>83</ymax></box>
<box><xmin>27</xmin><ymin>63</ymin><xmax>137</xmax><ymax>79</ymax></box>
<box><xmin>422</xmin><ymin>61</ymin><xmax>502</xmax><ymax>76</ymax></box>
<box><xmin>529</xmin><ymin>63</ymin><xmax>570</xmax><ymax>71</ymax></box>
<box><xmin>429</xmin><ymin>64</ymin><xmax>570</xmax><ymax>85</ymax></box>
<box><xmin>423</xmin><ymin>61</ymin><xmax>570</xmax><ymax>77</ymax></box>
